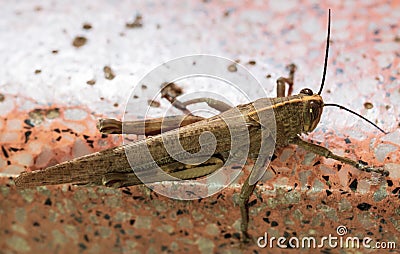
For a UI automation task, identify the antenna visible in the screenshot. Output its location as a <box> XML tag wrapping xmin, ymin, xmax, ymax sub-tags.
<box><xmin>324</xmin><ymin>103</ymin><xmax>387</xmax><ymax>134</ymax></box>
<box><xmin>318</xmin><ymin>9</ymin><xmax>331</xmax><ymax>95</ymax></box>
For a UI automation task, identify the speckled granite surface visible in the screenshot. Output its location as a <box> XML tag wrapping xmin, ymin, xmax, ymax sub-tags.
<box><xmin>1</xmin><ymin>1</ymin><xmax>399</xmax><ymax>253</ymax></box>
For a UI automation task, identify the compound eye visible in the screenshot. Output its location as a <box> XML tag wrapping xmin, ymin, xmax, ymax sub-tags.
<box><xmin>300</xmin><ymin>88</ymin><xmax>313</xmax><ymax>96</ymax></box>
<box><xmin>309</xmin><ymin>101</ymin><xmax>321</xmax><ymax>119</ymax></box>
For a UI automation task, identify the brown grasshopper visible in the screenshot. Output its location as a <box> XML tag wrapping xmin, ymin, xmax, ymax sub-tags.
<box><xmin>15</xmin><ymin>10</ymin><xmax>388</xmax><ymax>242</ymax></box>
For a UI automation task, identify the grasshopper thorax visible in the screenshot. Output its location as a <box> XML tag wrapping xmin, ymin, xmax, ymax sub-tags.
<box><xmin>300</xmin><ymin>88</ymin><xmax>324</xmax><ymax>133</ymax></box>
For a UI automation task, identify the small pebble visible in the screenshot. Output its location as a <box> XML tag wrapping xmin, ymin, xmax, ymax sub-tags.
<box><xmin>103</xmin><ymin>66</ymin><xmax>115</xmax><ymax>80</ymax></box>
<box><xmin>364</xmin><ymin>102</ymin><xmax>373</xmax><ymax>109</ymax></box>
<box><xmin>147</xmin><ymin>100</ymin><xmax>160</xmax><ymax>108</ymax></box>
<box><xmin>82</xmin><ymin>23</ymin><xmax>92</xmax><ymax>30</ymax></box>
<box><xmin>72</xmin><ymin>36</ymin><xmax>87</xmax><ymax>48</ymax></box>
<box><xmin>126</xmin><ymin>14</ymin><xmax>143</xmax><ymax>28</ymax></box>
<box><xmin>227</xmin><ymin>64</ymin><xmax>237</xmax><ymax>72</ymax></box>
<box><xmin>86</xmin><ymin>79</ymin><xmax>96</xmax><ymax>85</ymax></box>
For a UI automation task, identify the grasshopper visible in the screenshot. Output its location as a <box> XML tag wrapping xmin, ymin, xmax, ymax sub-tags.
<box><xmin>15</xmin><ymin>10</ymin><xmax>388</xmax><ymax>242</ymax></box>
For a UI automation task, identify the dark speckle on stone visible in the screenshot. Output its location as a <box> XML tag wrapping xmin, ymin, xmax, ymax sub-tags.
<box><xmin>224</xmin><ymin>233</ymin><xmax>232</xmax><ymax>239</ymax></box>
<box><xmin>349</xmin><ymin>179</ymin><xmax>358</xmax><ymax>192</ymax></box>
<box><xmin>232</xmin><ymin>232</ymin><xmax>240</xmax><ymax>239</ymax></box>
<box><xmin>2</xmin><ymin>146</ymin><xmax>9</xmax><ymax>158</ymax></box>
<box><xmin>104</xmin><ymin>214</ymin><xmax>111</xmax><ymax>220</ymax></box>
<box><xmin>265</xmin><ymin>211</ymin><xmax>271</xmax><ymax>217</ymax></box>
<box><xmin>78</xmin><ymin>243</ymin><xmax>87</xmax><ymax>250</ymax></box>
<box><xmin>326</xmin><ymin>190</ymin><xmax>332</xmax><ymax>196</ymax></box>
<box><xmin>336</xmin><ymin>68</ymin><xmax>344</xmax><ymax>74</ymax></box>
<box><xmin>392</xmin><ymin>187</ymin><xmax>400</xmax><ymax>194</ymax></box>
<box><xmin>357</xmin><ymin>203</ymin><xmax>372</xmax><ymax>211</ymax></box>
<box><xmin>129</xmin><ymin>219</ymin><xmax>135</xmax><ymax>225</ymax></box>
<box><xmin>24</xmin><ymin>131</ymin><xmax>32</xmax><ymax>143</ymax></box>
<box><xmin>24</xmin><ymin>119</ymin><xmax>35</xmax><ymax>127</ymax></box>
<box><xmin>177</xmin><ymin>209</ymin><xmax>184</xmax><ymax>215</ymax></box>
<box><xmin>387</xmin><ymin>180</ymin><xmax>393</xmax><ymax>187</ymax></box>
<box><xmin>313</xmin><ymin>160</ymin><xmax>321</xmax><ymax>166</ymax></box>
<box><xmin>33</xmin><ymin>222</ymin><xmax>40</xmax><ymax>227</ymax></box>
<box><xmin>271</xmin><ymin>221</ymin><xmax>279</xmax><ymax>227</ymax></box>
<box><xmin>122</xmin><ymin>189</ymin><xmax>132</xmax><ymax>195</ymax></box>
<box><xmin>263</xmin><ymin>218</ymin><xmax>270</xmax><ymax>224</ymax></box>
<box><xmin>344</xmin><ymin>137</ymin><xmax>351</xmax><ymax>144</ymax></box>
<box><xmin>44</xmin><ymin>198</ymin><xmax>52</xmax><ymax>206</ymax></box>
<box><xmin>73</xmin><ymin>215</ymin><xmax>87</xmax><ymax>226</ymax></box>
<box><xmin>248</xmin><ymin>199</ymin><xmax>257</xmax><ymax>207</ymax></box>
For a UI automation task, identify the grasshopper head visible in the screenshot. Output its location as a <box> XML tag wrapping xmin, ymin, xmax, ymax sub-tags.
<box><xmin>300</xmin><ymin>88</ymin><xmax>324</xmax><ymax>133</ymax></box>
